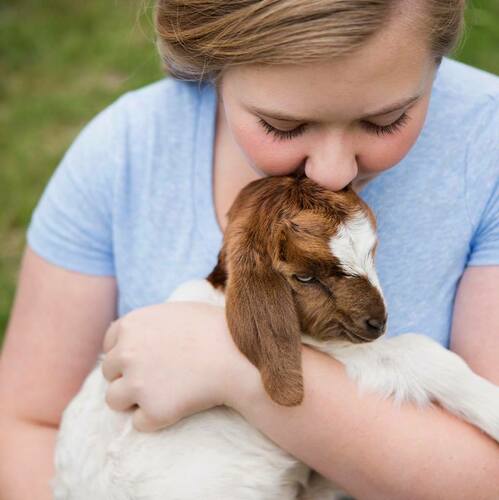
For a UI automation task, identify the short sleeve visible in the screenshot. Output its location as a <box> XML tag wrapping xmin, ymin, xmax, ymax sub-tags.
<box><xmin>466</xmin><ymin>97</ymin><xmax>499</xmax><ymax>267</ymax></box>
<box><xmin>27</xmin><ymin>96</ymin><xmax>129</xmax><ymax>275</ymax></box>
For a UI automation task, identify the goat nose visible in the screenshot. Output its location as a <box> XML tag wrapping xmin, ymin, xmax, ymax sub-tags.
<box><xmin>365</xmin><ymin>318</ymin><xmax>386</xmax><ymax>334</ymax></box>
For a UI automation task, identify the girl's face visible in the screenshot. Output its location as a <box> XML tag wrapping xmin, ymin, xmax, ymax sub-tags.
<box><xmin>218</xmin><ymin>16</ymin><xmax>438</xmax><ymax>191</ymax></box>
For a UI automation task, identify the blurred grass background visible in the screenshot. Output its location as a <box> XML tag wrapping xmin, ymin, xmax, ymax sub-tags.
<box><xmin>1</xmin><ymin>0</ymin><xmax>498</xmax><ymax>345</ymax></box>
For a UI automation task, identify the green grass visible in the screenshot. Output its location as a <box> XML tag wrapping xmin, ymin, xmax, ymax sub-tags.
<box><xmin>458</xmin><ymin>0</ymin><xmax>499</xmax><ymax>74</ymax></box>
<box><xmin>0</xmin><ymin>0</ymin><xmax>163</xmax><ymax>339</ymax></box>
<box><xmin>1</xmin><ymin>0</ymin><xmax>498</xmax><ymax>346</ymax></box>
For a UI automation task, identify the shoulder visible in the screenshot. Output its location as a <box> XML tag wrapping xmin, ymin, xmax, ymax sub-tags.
<box><xmin>434</xmin><ymin>57</ymin><xmax>499</xmax><ymax>101</ymax></box>
<box><xmin>107</xmin><ymin>78</ymin><xmax>216</xmax><ymax>165</ymax></box>
<box><xmin>88</xmin><ymin>78</ymin><xmax>211</xmax><ymax>142</ymax></box>
<box><xmin>55</xmin><ymin>76</ymin><xmax>217</xmax><ymax>198</ymax></box>
<box><xmin>426</xmin><ymin>58</ymin><xmax>499</xmax><ymax>142</ymax></box>
<box><xmin>420</xmin><ymin>58</ymin><xmax>498</xmax><ymax>169</ymax></box>
<box><xmin>432</xmin><ymin>58</ymin><xmax>499</xmax><ymax>171</ymax></box>
<box><xmin>62</xmin><ymin>77</ymin><xmax>216</xmax><ymax>185</ymax></box>
<box><xmin>117</xmin><ymin>77</ymin><xmax>210</xmax><ymax>122</ymax></box>
<box><xmin>27</xmin><ymin>78</ymin><xmax>218</xmax><ymax>277</ymax></box>
<box><xmin>422</xmin><ymin>59</ymin><xmax>498</xmax><ymax>262</ymax></box>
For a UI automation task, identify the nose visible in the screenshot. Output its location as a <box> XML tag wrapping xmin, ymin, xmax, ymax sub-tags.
<box><xmin>364</xmin><ymin>316</ymin><xmax>387</xmax><ymax>339</ymax></box>
<box><xmin>366</xmin><ymin>317</ymin><xmax>386</xmax><ymax>332</ymax></box>
<box><xmin>303</xmin><ymin>130</ymin><xmax>358</xmax><ymax>191</ymax></box>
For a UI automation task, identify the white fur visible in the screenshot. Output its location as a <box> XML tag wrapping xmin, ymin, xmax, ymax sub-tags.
<box><xmin>329</xmin><ymin>211</ymin><xmax>382</xmax><ymax>296</ymax></box>
<box><xmin>54</xmin><ymin>278</ymin><xmax>499</xmax><ymax>500</ymax></box>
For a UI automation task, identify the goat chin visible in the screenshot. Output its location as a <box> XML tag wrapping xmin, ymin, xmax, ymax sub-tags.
<box><xmin>53</xmin><ymin>279</ymin><xmax>499</xmax><ymax>500</ymax></box>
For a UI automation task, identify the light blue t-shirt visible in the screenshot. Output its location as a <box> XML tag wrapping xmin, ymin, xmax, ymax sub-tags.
<box><xmin>27</xmin><ymin>58</ymin><xmax>499</xmax><ymax>347</ymax></box>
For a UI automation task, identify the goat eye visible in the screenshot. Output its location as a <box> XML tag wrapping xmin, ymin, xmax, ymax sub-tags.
<box><xmin>294</xmin><ymin>274</ymin><xmax>316</xmax><ymax>283</ymax></box>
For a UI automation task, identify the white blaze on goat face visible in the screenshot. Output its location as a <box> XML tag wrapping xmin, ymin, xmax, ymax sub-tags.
<box><xmin>329</xmin><ymin>211</ymin><xmax>384</xmax><ymax>297</ymax></box>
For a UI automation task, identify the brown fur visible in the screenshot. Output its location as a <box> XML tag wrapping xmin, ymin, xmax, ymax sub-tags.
<box><xmin>207</xmin><ymin>175</ymin><xmax>386</xmax><ymax>406</ymax></box>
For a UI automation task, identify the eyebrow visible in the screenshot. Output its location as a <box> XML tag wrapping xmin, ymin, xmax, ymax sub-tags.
<box><xmin>250</xmin><ymin>94</ymin><xmax>422</xmax><ymax>123</ymax></box>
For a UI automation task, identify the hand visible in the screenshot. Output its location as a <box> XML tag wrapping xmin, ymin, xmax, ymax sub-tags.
<box><xmin>101</xmin><ymin>301</ymin><xmax>257</xmax><ymax>432</ymax></box>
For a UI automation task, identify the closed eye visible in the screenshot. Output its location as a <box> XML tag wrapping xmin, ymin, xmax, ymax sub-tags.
<box><xmin>360</xmin><ymin>112</ymin><xmax>410</xmax><ymax>136</ymax></box>
<box><xmin>259</xmin><ymin>119</ymin><xmax>307</xmax><ymax>141</ymax></box>
<box><xmin>259</xmin><ymin>112</ymin><xmax>411</xmax><ymax>141</ymax></box>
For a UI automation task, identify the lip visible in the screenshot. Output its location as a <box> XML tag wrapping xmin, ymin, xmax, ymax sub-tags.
<box><xmin>344</xmin><ymin>330</ymin><xmax>376</xmax><ymax>343</ymax></box>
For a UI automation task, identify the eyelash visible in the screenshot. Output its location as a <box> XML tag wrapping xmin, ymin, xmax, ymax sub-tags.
<box><xmin>258</xmin><ymin>113</ymin><xmax>411</xmax><ymax>141</ymax></box>
<box><xmin>360</xmin><ymin>112</ymin><xmax>411</xmax><ymax>136</ymax></box>
<box><xmin>258</xmin><ymin>118</ymin><xmax>307</xmax><ymax>140</ymax></box>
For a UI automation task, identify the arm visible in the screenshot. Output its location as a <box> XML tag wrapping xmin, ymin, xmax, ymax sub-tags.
<box><xmin>231</xmin><ymin>266</ymin><xmax>499</xmax><ymax>500</ymax></box>
<box><xmin>0</xmin><ymin>247</ymin><xmax>116</xmax><ymax>500</ymax></box>
<box><xmin>450</xmin><ymin>266</ymin><xmax>499</xmax><ymax>384</ymax></box>
<box><xmin>100</xmin><ymin>268</ymin><xmax>499</xmax><ymax>498</ymax></box>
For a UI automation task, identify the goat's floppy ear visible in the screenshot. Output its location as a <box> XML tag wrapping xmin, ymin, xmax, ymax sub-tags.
<box><xmin>225</xmin><ymin>252</ymin><xmax>304</xmax><ymax>406</ymax></box>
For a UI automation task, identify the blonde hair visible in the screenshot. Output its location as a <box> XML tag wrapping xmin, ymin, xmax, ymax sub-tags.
<box><xmin>155</xmin><ymin>0</ymin><xmax>466</xmax><ymax>81</ymax></box>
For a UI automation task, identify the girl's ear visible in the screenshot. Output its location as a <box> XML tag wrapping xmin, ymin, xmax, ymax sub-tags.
<box><xmin>225</xmin><ymin>250</ymin><xmax>304</xmax><ymax>406</ymax></box>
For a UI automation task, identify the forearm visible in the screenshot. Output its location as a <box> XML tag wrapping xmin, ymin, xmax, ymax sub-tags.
<box><xmin>0</xmin><ymin>417</ymin><xmax>57</xmax><ymax>500</ymax></box>
<box><xmin>236</xmin><ymin>347</ymin><xmax>499</xmax><ymax>500</ymax></box>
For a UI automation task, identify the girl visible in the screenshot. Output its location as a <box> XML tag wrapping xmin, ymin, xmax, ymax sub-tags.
<box><xmin>1</xmin><ymin>1</ymin><xmax>498</xmax><ymax>498</ymax></box>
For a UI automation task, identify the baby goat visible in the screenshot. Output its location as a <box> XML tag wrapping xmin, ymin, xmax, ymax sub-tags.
<box><xmin>53</xmin><ymin>175</ymin><xmax>499</xmax><ymax>500</ymax></box>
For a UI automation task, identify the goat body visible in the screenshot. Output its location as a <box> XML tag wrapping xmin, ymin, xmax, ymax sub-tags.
<box><xmin>53</xmin><ymin>279</ymin><xmax>499</xmax><ymax>500</ymax></box>
<box><xmin>53</xmin><ymin>177</ymin><xmax>499</xmax><ymax>500</ymax></box>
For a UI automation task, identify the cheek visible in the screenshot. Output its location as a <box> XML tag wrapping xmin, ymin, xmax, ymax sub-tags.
<box><xmin>357</xmin><ymin>97</ymin><xmax>430</xmax><ymax>175</ymax></box>
<box><xmin>230</xmin><ymin>118</ymin><xmax>305</xmax><ymax>176</ymax></box>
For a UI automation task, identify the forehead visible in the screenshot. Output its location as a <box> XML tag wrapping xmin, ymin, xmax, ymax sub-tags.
<box><xmin>223</xmin><ymin>14</ymin><xmax>435</xmax><ymax>122</ymax></box>
<box><xmin>284</xmin><ymin>204</ymin><xmax>376</xmax><ymax>261</ymax></box>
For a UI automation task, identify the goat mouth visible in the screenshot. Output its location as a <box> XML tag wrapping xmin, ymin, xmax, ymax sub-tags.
<box><xmin>344</xmin><ymin>330</ymin><xmax>376</xmax><ymax>344</ymax></box>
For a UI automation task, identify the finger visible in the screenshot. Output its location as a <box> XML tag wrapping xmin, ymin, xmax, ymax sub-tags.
<box><xmin>105</xmin><ymin>377</ymin><xmax>137</xmax><ymax>412</ymax></box>
<box><xmin>103</xmin><ymin>320</ymin><xmax>120</xmax><ymax>353</ymax></box>
<box><xmin>101</xmin><ymin>349</ymin><xmax>124</xmax><ymax>382</ymax></box>
<box><xmin>132</xmin><ymin>407</ymin><xmax>169</xmax><ymax>433</ymax></box>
